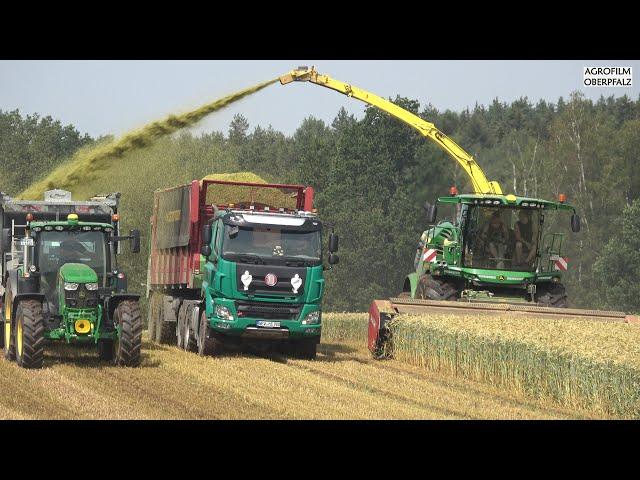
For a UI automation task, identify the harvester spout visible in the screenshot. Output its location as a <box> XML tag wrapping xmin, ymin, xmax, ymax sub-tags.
<box><xmin>279</xmin><ymin>66</ymin><xmax>317</xmax><ymax>85</ymax></box>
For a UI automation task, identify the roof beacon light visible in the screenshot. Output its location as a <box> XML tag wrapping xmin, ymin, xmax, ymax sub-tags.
<box><xmin>67</xmin><ymin>213</ymin><xmax>79</xmax><ymax>224</ymax></box>
<box><xmin>112</xmin><ymin>213</ymin><xmax>120</xmax><ymax>222</ymax></box>
<box><xmin>559</xmin><ymin>193</ymin><xmax>567</xmax><ymax>203</ymax></box>
<box><xmin>449</xmin><ymin>186</ymin><xmax>458</xmax><ymax>196</ymax></box>
<box><xmin>26</xmin><ymin>213</ymin><xmax>34</xmax><ymax>222</ymax></box>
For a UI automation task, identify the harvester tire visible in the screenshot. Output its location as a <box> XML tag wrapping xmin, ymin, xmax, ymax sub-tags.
<box><xmin>97</xmin><ymin>340</ymin><xmax>114</xmax><ymax>361</ymax></box>
<box><xmin>197</xmin><ymin>310</ymin><xmax>223</xmax><ymax>357</ymax></box>
<box><xmin>15</xmin><ymin>300</ymin><xmax>45</xmax><ymax>369</ymax></box>
<box><xmin>113</xmin><ymin>300</ymin><xmax>142</xmax><ymax>367</ymax></box>
<box><xmin>536</xmin><ymin>283</ymin><xmax>568</xmax><ymax>308</ymax></box>
<box><xmin>290</xmin><ymin>339</ymin><xmax>317</xmax><ymax>360</ymax></box>
<box><xmin>416</xmin><ymin>274</ymin><xmax>459</xmax><ymax>301</ymax></box>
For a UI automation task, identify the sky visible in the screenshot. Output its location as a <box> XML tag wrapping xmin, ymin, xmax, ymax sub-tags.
<box><xmin>1</xmin><ymin>60</ymin><xmax>638</xmax><ymax>139</ymax></box>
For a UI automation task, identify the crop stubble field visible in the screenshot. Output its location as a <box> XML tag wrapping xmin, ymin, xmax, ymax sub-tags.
<box><xmin>0</xmin><ymin>313</ymin><xmax>625</xmax><ymax>420</ymax></box>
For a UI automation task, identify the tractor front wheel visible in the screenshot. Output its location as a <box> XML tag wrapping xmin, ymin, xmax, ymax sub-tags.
<box><xmin>15</xmin><ymin>300</ymin><xmax>45</xmax><ymax>369</ymax></box>
<box><xmin>416</xmin><ymin>274</ymin><xmax>459</xmax><ymax>301</ymax></box>
<box><xmin>113</xmin><ymin>300</ymin><xmax>142</xmax><ymax>367</ymax></box>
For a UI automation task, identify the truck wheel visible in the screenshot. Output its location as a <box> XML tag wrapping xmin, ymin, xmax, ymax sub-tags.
<box><xmin>536</xmin><ymin>283</ymin><xmax>568</xmax><ymax>308</ymax></box>
<box><xmin>15</xmin><ymin>300</ymin><xmax>45</xmax><ymax>369</ymax></box>
<box><xmin>3</xmin><ymin>295</ymin><xmax>14</xmax><ymax>360</ymax></box>
<box><xmin>197</xmin><ymin>310</ymin><xmax>223</xmax><ymax>357</ymax></box>
<box><xmin>97</xmin><ymin>339</ymin><xmax>114</xmax><ymax>362</ymax></box>
<box><xmin>183</xmin><ymin>305</ymin><xmax>197</xmax><ymax>352</ymax></box>
<box><xmin>416</xmin><ymin>274</ymin><xmax>459</xmax><ymax>301</ymax></box>
<box><xmin>290</xmin><ymin>339</ymin><xmax>317</xmax><ymax>360</ymax></box>
<box><xmin>113</xmin><ymin>300</ymin><xmax>142</xmax><ymax>367</ymax></box>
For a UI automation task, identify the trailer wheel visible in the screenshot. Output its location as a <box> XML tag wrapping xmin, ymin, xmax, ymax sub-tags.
<box><xmin>113</xmin><ymin>300</ymin><xmax>142</xmax><ymax>367</ymax></box>
<box><xmin>197</xmin><ymin>310</ymin><xmax>223</xmax><ymax>357</ymax></box>
<box><xmin>290</xmin><ymin>339</ymin><xmax>317</xmax><ymax>360</ymax></box>
<box><xmin>155</xmin><ymin>295</ymin><xmax>177</xmax><ymax>345</ymax></box>
<box><xmin>97</xmin><ymin>339</ymin><xmax>114</xmax><ymax>361</ymax></box>
<box><xmin>416</xmin><ymin>274</ymin><xmax>459</xmax><ymax>301</ymax></box>
<box><xmin>3</xmin><ymin>295</ymin><xmax>15</xmax><ymax>360</ymax></box>
<box><xmin>536</xmin><ymin>283</ymin><xmax>568</xmax><ymax>308</ymax></box>
<box><xmin>15</xmin><ymin>300</ymin><xmax>45</xmax><ymax>369</ymax></box>
<box><xmin>146</xmin><ymin>295</ymin><xmax>157</xmax><ymax>341</ymax></box>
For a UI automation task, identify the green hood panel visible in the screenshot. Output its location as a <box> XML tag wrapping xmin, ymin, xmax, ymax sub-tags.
<box><xmin>59</xmin><ymin>263</ymin><xmax>98</xmax><ymax>283</ymax></box>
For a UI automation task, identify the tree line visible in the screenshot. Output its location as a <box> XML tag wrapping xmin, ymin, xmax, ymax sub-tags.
<box><xmin>1</xmin><ymin>91</ymin><xmax>639</xmax><ymax>313</ymax></box>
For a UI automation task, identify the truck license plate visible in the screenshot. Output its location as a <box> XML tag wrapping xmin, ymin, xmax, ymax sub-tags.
<box><xmin>256</xmin><ymin>321</ymin><xmax>280</xmax><ymax>328</ymax></box>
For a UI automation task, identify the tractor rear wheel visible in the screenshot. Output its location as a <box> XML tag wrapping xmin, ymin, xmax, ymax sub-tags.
<box><xmin>416</xmin><ymin>274</ymin><xmax>459</xmax><ymax>301</ymax></box>
<box><xmin>536</xmin><ymin>282</ymin><xmax>568</xmax><ymax>308</ymax></box>
<box><xmin>197</xmin><ymin>310</ymin><xmax>223</xmax><ymax>357</ymax></box>
<box><xmin>113</xmin><ymin>300</ymin><xmax>142</xmax><ymax>367</ymax></box>
<box><xmin>15</xmin><ymin>300</ymin><xmax>45</xmax><ymax>369</ymax></box>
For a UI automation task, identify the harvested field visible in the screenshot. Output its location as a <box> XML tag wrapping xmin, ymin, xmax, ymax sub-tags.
<box><xmin>0</xmin><ymin>313</ymin><xmax>604</xmax><ymax>419</ymax></box>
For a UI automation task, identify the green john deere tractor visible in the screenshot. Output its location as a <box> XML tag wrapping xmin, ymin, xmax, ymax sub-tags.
<box><xmin>0</xmin><ymin>190</ymin><xmax>142</xmax><ymax>369</ymax></box>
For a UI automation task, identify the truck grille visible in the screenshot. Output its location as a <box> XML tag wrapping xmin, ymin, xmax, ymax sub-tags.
<box><xmin>65</xmin><ymin>284</ymin><xmax>99</xmax><ymax>309</ymax></box>
<box><xmin>235</xmin><ymin>301</ymin><xmax>301</xmax><ymax>321</ymax></box>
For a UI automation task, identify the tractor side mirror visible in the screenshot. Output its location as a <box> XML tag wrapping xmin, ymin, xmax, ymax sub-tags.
<box><xmin>571</xmin><ymin>213</ymin><xmax>581</xmax><ymax>233</ymax></box>
<box><xmin>328</xmin><ymin>233</ymin><xmax>339</xmax><ymax>253</ymax></box>
<box><xmin>130</xmin><ymin>229</ymin><xmax>141</xmax><ymax>253</ymax></box>
<box><xmin>424</xmin><ymin>202</ymin><xmax>438</xmax><ymax>224</ymax></box>
<box><xmin>1</xmin><ymin>228</ymin><xmax>10</xmax><ymax>251</ymax></box>
<box><xmin>328</xmin><ymin>253</ymin><xmax>339</xmax><ymax>265</ymax></box>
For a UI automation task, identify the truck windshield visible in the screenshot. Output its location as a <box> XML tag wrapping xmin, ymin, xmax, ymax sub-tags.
<box><xmin>36</xmin><ymin>230</ymin><xmax>108</xmax><ymax>288</ymax></box>
<box><xmin>462</xmin><ymin>205</ymin><xmax>541</xmax><ymax>272</ymax></box>
<box><xmin>222</xmin><ymin>225</ymin><xmax>321</xmax><ymax>263</ymax></box>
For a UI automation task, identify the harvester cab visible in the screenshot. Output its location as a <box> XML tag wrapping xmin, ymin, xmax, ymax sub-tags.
<box><xmin>0</xmin><ymin>190</ymin><xmax>143</xmax><ymax>368</ymax></box>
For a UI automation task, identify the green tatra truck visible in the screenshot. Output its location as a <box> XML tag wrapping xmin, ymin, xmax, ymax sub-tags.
<box><xmin>146</xmin><ymin>177</ymin><xmax>338</xmax><ymax>359</ymax></box>
<box><xmin>0</xmin><ymin>189</ymin><xmax>143</xmax><ymax>368</ymax></box>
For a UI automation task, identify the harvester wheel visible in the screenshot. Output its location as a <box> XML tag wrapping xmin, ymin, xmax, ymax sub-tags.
<box><xmin>197</xmin><ymin>310</ymin><xmax>223</xmax><ymax>357</ymax></box>
<box><xmin>15</xmin><ymin>300</ymin><xmax>45</xmax><ymax>369</ymax></box>
<box><xmin>535</xmin><ymin>283</ymin><xmax>568</xmax><ymax>308</ymax></box>
<box><xmin>416</xmin><ymin>274</ymin><xmax>459</xmax><ymax>301</ymax></box>
<box><xmin>97</xmin><ymin>340</ymin><xmax>114</xmax><ymax>361</ymax></box>
<box><xmin>113</xmin><ymin>300</ymin><xmax>142</xmax><ymax>367</ymax></box>
<box><xmin>290</xmin><ymin>339</ymin><xmax>317</xmax><ymax>360</ymax></box>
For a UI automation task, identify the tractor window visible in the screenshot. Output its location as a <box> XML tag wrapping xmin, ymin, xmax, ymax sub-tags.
<box><xmin>436</xmin><ymin>202</ymin><xmax>461</xmax><ymax>226</ymax></box>
<box><xmin>462</xmin><ymin>206</ymin><xmax>541</xmax><ymax>272</ymax></box>
<box><xmin>36</xmin><ymin>231</ymin><xmax>108</xmax><ymax>299</ymax></box>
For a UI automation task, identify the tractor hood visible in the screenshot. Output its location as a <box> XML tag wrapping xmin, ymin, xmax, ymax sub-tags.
<box><xmin>59</xmin><ymin>263</ymin><xmax>98</xmax><ymax>284</ymax></box>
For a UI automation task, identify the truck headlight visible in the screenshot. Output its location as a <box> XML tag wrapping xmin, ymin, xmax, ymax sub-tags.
<box><xmin>85</xmin><ymin>283</ymin><xmax>99</xmax><ymax>291</ymax></box>
<box><xmin>214</xmin><ymin>305</ymin><xmax>234</xmax><ymax>321</ymax></box>
<box><xmin>302</xmin><ymin>311</ymin><xmax>320</xmax><ymax>325</ymax></box>
<box><xmin>64</xmin><ymin>282</ymin><xmax>79</xmax><ymax>291</ymax></box>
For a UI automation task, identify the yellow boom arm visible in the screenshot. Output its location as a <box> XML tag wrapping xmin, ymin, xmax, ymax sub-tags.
<box><xmin>280</xmin><ymin>66</ymin><xmax>502</xmax><ymax>195</ymax></box>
